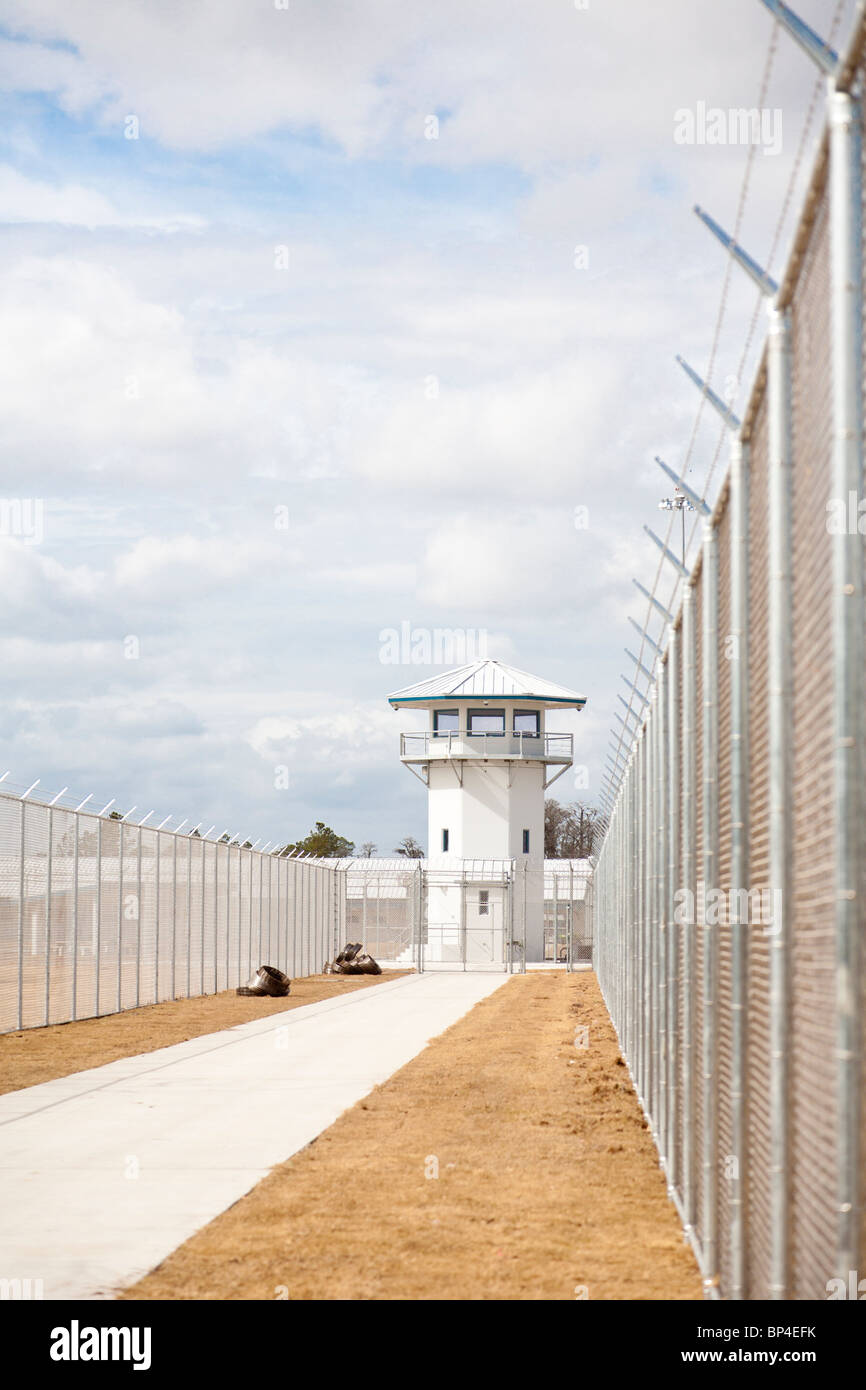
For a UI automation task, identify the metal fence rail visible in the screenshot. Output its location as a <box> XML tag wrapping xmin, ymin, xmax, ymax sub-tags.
<box><xmin>594</xmin><ymin>8</ymin><xmax>866</xmax><ymax>1301</ymax></box>
<box><xmin>0</xmin><ymin>790</ymin><xmax>346</xmax><ymax>1033</ymax></box>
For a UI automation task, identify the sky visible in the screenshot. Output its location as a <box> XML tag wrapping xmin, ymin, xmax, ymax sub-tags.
<box><xmin>0</xmin><ymin>0</ymin><xmax>856</xmax><ymax>853</ymax></box>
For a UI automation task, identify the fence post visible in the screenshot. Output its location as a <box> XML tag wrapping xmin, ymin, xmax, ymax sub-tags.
<box><xmin>767</xmin><ymin>298</ymin><xmax>794</xmax><ymax>1299</ymax></box>
<box><xmin>681</xmin><ymin>581</ymin><xmax>697</xmax><ymax>1236</ymax></box>
<box><xmin>640</xmin><ymin>726</ymin><xmax>649</xmax><ymax>1106</ymax></box>
<box><xmin>256</xmin><ymin>853</ymin><xmax>263</xmax><ymax>971</ymax></box>
<box><xmin>620</xmin><ymin>775</ymin><xmax>624</xmax><ymax>1021</ymax></box>
<box><xmin>299</xmin><ymin>861</ymin><xmax>305</xmax><ymax>976</ymax></box>
<box><xmin>288</xmin><ymin>858</ymin><xmax>295</xmax><ymax>978</ymax></box>
<box><xmin>72</xmin><ymin>813</ymin><xmax>79</xmax><ymax>1021</ymax></box>
<box><xmin>634</xmin><ymin>734</ymin><xmax>641</xmax><ymax>1093</ymax></box>
<box><xmin>155</xmin><ymin>831</ymin><xmax>161</xmax><ymax>1004</ymax></box>
<box><xmin>633</xmin><ymin>739</ymin><xmax>639</xmax><ymax>1095</ymax></box>
<box><xmin>657</xmin><ymin>653</ymin><xmax>668</xmax><ymax>1167</ymax></box>
<box><xmin>298</xmin><ymin>861</ymin><xmax>305</xmax><ymax>977</ymax></box>
<box><xmin>310</xmin><ymin>860</ymin><xmax>315</xmax><ymax>973</ymax></box>
<box><xmin>171</xmin><ymin>832</ymin><xmax>177</xmax><ymax>1000</ymax></box>
<box><xmin>117</xmin><ymin>822</ymin><xmax>124</xmax><ymax>1013</ymax></box>
<box><xmin>225</xmin><ymin>844</ymin><xmax>231</xmax><ymax>987</ymax></box>
<box><xmin>198</xmin><ymin>838</ymin><xmax>204</xmax><ymax>996</ymax></box>
<box><xmin>701</xmin><ymin>517</ymin><xmax>720</xmax><ymax>1292</ymax></box>
<box><xmin>729</xmin><ymin>434</ymin><xmax>751</xmax><ymax>1299</ymax></box>
<box><xmin>828</xmin><ymin>80</ymin><xmax>864</xmax><ymax>1286</ymax></box>
<box><xmin>248</xmin><ymin>850</ymin><xmax>254</xmax><ymax>978</ymax></box>
<box><xmin>185</xmin><ymin>836</ymin><xmax>192</xmax><ymax>998</ymax></box>
<box><xmin>648</xmin><ymin>682</ymin><xmax>658</xmax><ymax>1122</ymax></box>
<box><xmin>17</xmin><ymin>799</ymin><xmax>25</xmax><ymax>1031</ymax></box>
<box><xmin>650</xmin><ymin>681</ymin><xmax>661</xmax><ymax>1133</ymax></box>
<box><xmin>44</xmin><ymin>807</ymin><xmax>53</xmax><ymax>1026</ymax></box>
<box><xmin>312</xmin><ymin>863</ymin><xmax>318</xmax><ymax>972</ymax></box>
<box><xmin>266</xmin><ymin>854</ymin><xmax>272</xmax><ymax>969</ymax></box>
<box><xmin>633</xmin><ymin>745</ymin><xmax>638</xmax><ymax>1066</ymax></box>
<box><xmin>332</xmin><ymin>866</ymin><xmax>337</xmax><ymax>964</ymax></box>
<box><xmin>667</xmin><ymin>625</ymin><xmax>680</xmax><ymax>1199</ymax></box>
<box><xmin>214</xmin><ymin>841</ymin><xmax>219</xmax><ymax>993</ymax></box>
<box><xmin>136</xmin><ymin>825</ymin><xmax>143</xmax><ymax>1008</ymax></box>
<box><xmin>284</xmin><ymin>856</ymin><xmax>290</xmax><ymax>977</ymax></box>
<box><xmin>416</xmin><ymin>862</ymin><xmax>424</xmax><ymax>973</ymax></box>
<box><xmin>568</xmin><ymin>861</ymin><xmax>574</xmax><ymax>971</ymax></box>
<box><xmin>272</xmin><ymin>853</ymin><xmax>278</xmax><ymax>975</ymax></box>
<box><xmin>623</xmin><ymin>756</ymin><xmax>630</xmax><ymax>1057</ymax></box>
<box><xmin>235</xmin><ymin>844</ymin><xmax>242</xmax><ymax>986</ymax></box>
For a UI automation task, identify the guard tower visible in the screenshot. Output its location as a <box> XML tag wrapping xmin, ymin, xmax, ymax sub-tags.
<box><xmin>388</xmin><ymin>658</ymin><xmax>586</xmax><ymax>960</ymax></box>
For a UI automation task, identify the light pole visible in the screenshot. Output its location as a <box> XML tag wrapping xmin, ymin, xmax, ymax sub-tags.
<box><xmin>657</xmin><ymin>482</ymin><xmax>694</xmax><ymax>569</ymax></box>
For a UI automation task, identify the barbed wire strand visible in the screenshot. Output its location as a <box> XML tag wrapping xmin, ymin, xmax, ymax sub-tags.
<box><xmin>602</xmin><ymin>0</ymin><xmax>848</xmax><ymax>821</ymax></box>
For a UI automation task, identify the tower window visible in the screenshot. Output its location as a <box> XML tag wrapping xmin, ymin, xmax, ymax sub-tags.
<box><xmin>442</xmin><ymin>828</ymin><xmax>449</xmax><ymax>852</ymax></box>
<box><xmin>522</xmin><ymin>829</ymin><xmax>530</xmax><ymax>854</ymax></box>
<box><xmin>479</xmin><ymin>890</ymin><xmax>489</xmax><ymax>916</ymax></box>
<box><xmin>468</xmin><ymin>708</ymin><xmax>505</xmax><ymax>735</ymax></box>
<box><xmin>514</xmin><ymin>710</ymin><xmax>540</xmax><ymax>737</ymax></box>
<box><xmin>433</xmin><ymin>709</ymin><xmax>459</xmax><ymax>737</ymax></box>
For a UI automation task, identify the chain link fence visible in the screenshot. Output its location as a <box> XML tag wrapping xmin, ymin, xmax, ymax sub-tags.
<box><xmin>0</xmin><ymin>791</ymin><xmax>346</xmax><ymax>1033</ymax></box>
<box><xmin>330</xmin><ymin>856</ymin><xmax>593</xmax><ymax>971</ymax></box>
<box><xmin>593</xmin><ymin>21</ymin><xmax>866</xmax><ymax>1300</ymax></box>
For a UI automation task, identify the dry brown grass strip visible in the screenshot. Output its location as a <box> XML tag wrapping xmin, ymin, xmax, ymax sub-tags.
<box><xmin>0</xmin><ymin>972</ymin><xmax>409</xmax><ymax>1096</ymax></box>
<box><xmin>123</xmin><ymin>971</ymin><xmax>701</xmax><ymax>1301</ymax></box>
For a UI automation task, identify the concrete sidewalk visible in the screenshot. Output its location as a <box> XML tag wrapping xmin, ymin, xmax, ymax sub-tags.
<box><xmin>0</xmin><ymin>971</ymin><xmax>509</xmax><ymax>1299</ymax></box>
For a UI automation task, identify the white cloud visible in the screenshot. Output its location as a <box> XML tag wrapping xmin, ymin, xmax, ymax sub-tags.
<box><xmin>114</xmin><ymin>533</ymin><xmax>297</xmax><ymax>599</ymax></box>
<box><xmin>315</xmin><ymin>563</ymin><xmax>418</xmax><ymax>593</ymax></box>
<box><xmin>418</xmin><ymin>511</ymin><xmax>602</xmax><ymax>612</ymax></box>
<box><xmin>245</xmin><ymin>706</ymin><xmax>396</xmax><ymax>767</ymax></box>
<box><xmin>0</xmin><ymin>33</ymin><xmax>108</xmax><ymax>115</ymax></box>
<box><xmin>113</xmin><ymin>699</ymin><xmax>203</xmax><ymax>737</ymax></box>
<box><xmin>353</xmin><ymin>357</ymin><xmax>622</xmax><ymax>492</ymax></box>
<box><xmin>0</xmin><ymin>165</ymin><xmax>204</xmax><ymax>230</ymax></box>
<box><xmin>0</xmin><ymin>254</ymin><xmax>371</xmax><ymax>486</ymax></box>
<box><xmin>0</xmin><ymin>539</ymin><xmax>105</xmax><ymax>633</ymax></box>
<box><xmin>0</xmin><ymin>0</ymin><xmax>852</xmax><ymax>164</ymax></box>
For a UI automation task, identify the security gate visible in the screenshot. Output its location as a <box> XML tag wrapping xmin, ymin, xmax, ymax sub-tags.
<box><xmin>341</xmin><ymin>861</ymin><xmax>421</xmax><ymax>967</ymax></box>
<box><xmin>332</xmin><ymin>856</ymin><xmax>594</xmax><ymax>973</ymax></box>
<box><xmin>420</xmin><ymin>867</ymin><xmax>514</xmax><ymax>972</ymax></box>
<box><xmin>543</xmin><ymin>862</ymin><xmax>594</xmax><ymax>969</ymax></box>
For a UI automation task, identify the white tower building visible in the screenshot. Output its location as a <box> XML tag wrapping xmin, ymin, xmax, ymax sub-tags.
<box><xmin>388</xmin><ymin>659</ymin><xmax>586</xmax><ymax>961</ymax></box>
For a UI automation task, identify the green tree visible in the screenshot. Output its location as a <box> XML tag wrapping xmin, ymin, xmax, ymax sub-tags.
<box><xmin>278</xmin><ymin>821</ymin><xmax>355</xmax><ymax>858</ymax></box>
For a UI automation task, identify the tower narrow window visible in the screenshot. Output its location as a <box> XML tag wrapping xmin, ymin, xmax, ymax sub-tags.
<box><xmin>442</xmin><ymin>828</ymin><xmax>449</xmax><ymax>852</ymax></box>
<box><xmin>479</xmin><ymin>890</ymin><xmax>489</xmax><ymax>916</ymax></box>
<box><xmin>522</xmin><ymin>829</ymin><xmax>530</xmax><ymax>854</ymax></box>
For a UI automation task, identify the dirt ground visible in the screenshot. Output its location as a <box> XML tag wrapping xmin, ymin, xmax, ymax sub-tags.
<box><xmin>0</xmin><ymin>972</ymin><xmax>408</xmax><ymax>1096</ymax></box>
<box><xmin>123</xmin><ymin>971</ymin><xmax>701</xmax><ymax>1301</ymax></box>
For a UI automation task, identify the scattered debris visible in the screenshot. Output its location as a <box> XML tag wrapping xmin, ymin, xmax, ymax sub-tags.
<box><xmin>322</xmin><ymin>942</ymin><xmax>382</xmax><ymax>976</ymax></box>
<box><xmin>236</xmin><ymin>965</ymin><xmax>291</xmax><ymax>997</ymax></box>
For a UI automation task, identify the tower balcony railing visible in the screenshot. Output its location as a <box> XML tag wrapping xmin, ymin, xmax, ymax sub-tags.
<box><xmin>399</xmin><ymin>730</ymin><xmax>573</xmax><ymax>764</ymax></box>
